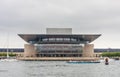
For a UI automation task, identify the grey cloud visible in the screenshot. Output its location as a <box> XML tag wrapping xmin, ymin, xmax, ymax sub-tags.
<box><xmin>0</xmin><ymin>0</ymin><xmax>120</xmax><ymax>48</ymax></box>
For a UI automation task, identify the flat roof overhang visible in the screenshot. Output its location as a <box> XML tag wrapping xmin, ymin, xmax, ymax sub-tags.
<box><xmin>18</xmin><ymin>34</ymin><xmax>101</xmax><ymax>44</ymax></box>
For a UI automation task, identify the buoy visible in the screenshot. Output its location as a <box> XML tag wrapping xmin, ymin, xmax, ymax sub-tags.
<box><xmin>105</xmin><ymin>57</ymin><xmax>109</xmax><ymax>65</ymax></box>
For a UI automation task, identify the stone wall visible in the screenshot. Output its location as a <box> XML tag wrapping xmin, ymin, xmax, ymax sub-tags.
<box><xmin>82</xmin><ymin>44</ymin><xmax>94</xmax><ymax>57</ymax></box>
<box><xmin>24</xmin><ymin>44</ymin><xmax>37</xmax><ymax>57</ymax></box>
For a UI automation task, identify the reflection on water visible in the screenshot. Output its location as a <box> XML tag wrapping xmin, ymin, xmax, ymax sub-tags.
<box><xmin>0</xmin><ymin>60</ymin><xmax>120</xmax><ymax>77</ymax></box>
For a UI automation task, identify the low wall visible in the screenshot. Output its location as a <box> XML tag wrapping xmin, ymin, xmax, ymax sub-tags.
<box><xmin>17</xmin><ymin>57</ymin><xmax>100</xmax><ymax>61</ymax></box>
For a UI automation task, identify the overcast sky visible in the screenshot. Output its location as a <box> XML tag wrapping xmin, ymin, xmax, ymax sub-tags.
<box><xmin>0</xmin><ymin>0</ymin><xmax>120</xmax><ymax>48</ymax></box>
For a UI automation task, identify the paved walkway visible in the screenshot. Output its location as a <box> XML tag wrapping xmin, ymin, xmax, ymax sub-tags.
<box><xmin>17</xmin><ymin>57</ymin><xmax>100</xmax><ymax>61</ymax></box>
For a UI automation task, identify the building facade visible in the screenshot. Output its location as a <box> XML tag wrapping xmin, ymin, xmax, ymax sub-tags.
<box><xmin>18</xmin><ymin>28</ymin><xmax>101</xmax><ymax>57</ymax></box>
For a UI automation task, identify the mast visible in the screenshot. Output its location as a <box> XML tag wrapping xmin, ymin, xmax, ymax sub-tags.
<box><xmin>7</xmin><ymin>48</ymin><xmax>9</xmax><ymax>58</ymax></box>
<box><xmin>6</xmin><ymin>33</ymin><xmax>9</xmax><ymax>58</ymax></box>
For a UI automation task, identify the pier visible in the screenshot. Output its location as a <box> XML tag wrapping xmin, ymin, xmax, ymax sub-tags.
<box><xmin>17</xmin><ymin>57</ymin><xmax>100</xmax><ymax>61</ymax></box>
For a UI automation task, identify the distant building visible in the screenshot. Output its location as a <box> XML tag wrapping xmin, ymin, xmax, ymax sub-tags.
<box><xmin>0</xmin><ymin>48</ymin><xmax>24</xmax><ymax>52</ymax></box>
<box><xmin>18</xmin><ymin>28</ymin><xmax>101</xmax><ymax>57</ymax></box>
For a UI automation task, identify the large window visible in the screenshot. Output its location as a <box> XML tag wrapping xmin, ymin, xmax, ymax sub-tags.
<box><xmin>56</xmin><ymin>38</ymin><xmax>63</xmax><ymax>41</ymax></box>
<box><xmin>48</xmin><ymin>38</ymin><xmax>55</xmax><ymax>41</ymax></box>
<box><xmin>43</xmin><ymin>38</ymin><xmax>48</xmax><ymax>41</ymax></box>
<box><xmin>63</xmin><ymin>38</ymin><xmax>70</xmax><ymax>41</ymax></box>
<box><xmin>71</xmin><ymin>38</ymin><xmax>77</xmax><ymax>41</ymax></box>
<box><xmin>41</xmin><ymin>37</ymin><xmax>78</xmax><ymax>43</ymax></box>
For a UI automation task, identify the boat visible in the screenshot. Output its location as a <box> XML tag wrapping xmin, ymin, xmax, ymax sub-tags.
<box><xmin>0</xmin><ymin>50</ymin><xmax>18</xmax><ymax>62</ymax></box>
<box><xmin>0</xmin><ymin>34</ymin><xmax>18</xmax><ymax>62</ymax></box>
<box><xmin>67</xmin><ymin>60</ymin><xmax>100</xmax><ymax>64</ymax></box>
<box><xmin>0</xmin><ymin>48</ymin><xmax>18</xmax><ymax>62</ymax></box>
<box><xmin>0</xmin><ymin>58</ymin><xmax>18</xmax><ymax>62</ymax></box>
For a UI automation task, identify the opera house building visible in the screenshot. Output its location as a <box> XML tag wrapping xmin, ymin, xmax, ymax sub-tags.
<box><xmin>18</xmin><ymin>28</ymin><xmax>101</xmax><ymax>60</ymax></box>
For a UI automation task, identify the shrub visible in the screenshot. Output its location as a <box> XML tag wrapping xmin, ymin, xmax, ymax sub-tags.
<box><xmin>0</xmin><ymin>53</ymin><xmax>16</xmax><ymax>57</ymax></box>
<box><xmin>101</xmin><ymin>52</ymin><xmax>120</xmax><ymax>57</ymax></box>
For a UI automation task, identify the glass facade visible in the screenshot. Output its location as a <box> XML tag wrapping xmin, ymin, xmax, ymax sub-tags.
<box><xmin>35</xmin><ymin>44</ymin><xmax>82</xmax><ymax>57</ymax></box>
<box><xmin>36</xmin><ymin>44</ymin><xmax>82</xmax><ymax>51</ymax></box>
<box><xmin>41</xmin><ymin>38</ymin><xmax>78</xmax><ymax>42</ymax></box>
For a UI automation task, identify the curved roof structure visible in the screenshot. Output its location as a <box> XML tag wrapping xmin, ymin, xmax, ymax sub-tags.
<box><xmin>18</xmin><ymin>34</ymin><xmax>101</xmax><ymax>44</ymax></box>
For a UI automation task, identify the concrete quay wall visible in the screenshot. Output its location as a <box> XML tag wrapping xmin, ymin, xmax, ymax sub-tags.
<box><xmin>17</xmin><ymin>57</ymin><xmax>100</xmax><ymax>61</ymax></box>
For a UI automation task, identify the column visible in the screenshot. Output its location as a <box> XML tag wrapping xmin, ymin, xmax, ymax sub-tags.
<box><xmin>82</xmin><ymin>44</ymin><xmax>94</xmax><ymax>57</ymax></box>
<box><xmin>24</xmin><ymin>44</ymin><xmax>37</xmax><ymax>57</ymax></box>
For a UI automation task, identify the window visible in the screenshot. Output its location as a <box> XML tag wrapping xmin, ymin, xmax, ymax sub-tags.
<box><xmin>71</xmin><ymin>38</ymin><xmax>77</xmax><ymax>41</ymax></box>
<box><xmin>64</xmin><ymin>38</ymin><xmax>70</xmax><ymax>41</ymax></box>
<box><xmin>56</xmin><ymin>38</ymin><xmax>63</xmax><ymax>41</ymax></box>
<box><xmin>49</xmin><ymin>38</ymin><xmax>55</xmax><ymax>41</ymax></box>
<box><xmin>43</xmin><ymin>38</ymin><xmax>48</xmax><ymax>41</ymax></box>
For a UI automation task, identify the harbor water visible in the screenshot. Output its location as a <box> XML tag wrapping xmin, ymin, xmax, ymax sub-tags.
<box><xmin>0</xmin><ymin>60</ymin><xmax>120</xmax><ymax>77</ymax></box>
